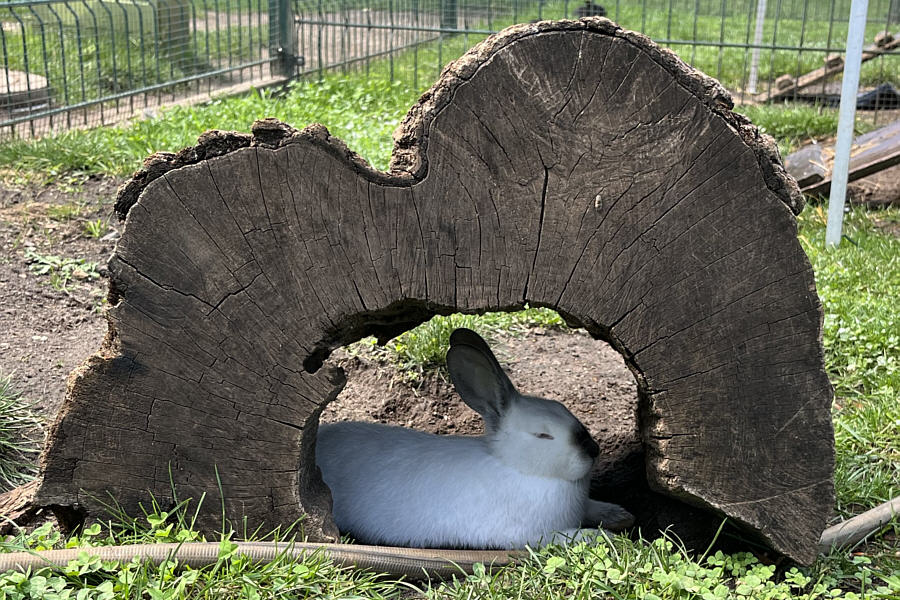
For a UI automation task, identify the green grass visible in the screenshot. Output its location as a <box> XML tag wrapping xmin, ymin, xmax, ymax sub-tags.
<box><xmin>736</xmin><ymin>103</ymin><xmax>878</xmax><ymax>155</ymax></box>
<box><xmin>0</xmin><ymin>76</ymin><xmax>872</xmax><ymax>180</ymax></box>
<box><xmin>1</xmin><ymin>496</ymin><xmax>898</xmax><ymax>598</ymax></box>
<box><xmin>340</xmin><ymin>0</ymin><xmax>900</xmax><ymax>92</ymax></box>
<box><xmin>0</xmin><ymin>73</ymin><xmax>417</xmax><ymax>179</ymax></box>
<box><xmin>353</xmin><ymin>306</ymin><xmax>566</xmax><ymax>380</ymax></box>
<box><xmin>798</xmin><ymin>206</ymin><xmax>900</xmax><ymax>516</ymax></box>
<box><xmin>0</xmin><ymin>375</ymin><xmax>43</xmax><ymax>491</ymax></box>
<box><xmin>1</xmin><ymin>498</ymin><xmax>406</xmax><ymax>599</ymax></box>
<box><xmin>2</xmin><ymin>0</ymin><xmax>894</xmax><ymax>180</ymax></box>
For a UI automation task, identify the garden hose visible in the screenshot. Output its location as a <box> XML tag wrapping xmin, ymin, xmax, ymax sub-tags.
<box><xmin>0</xmin><ymin>541</ymin><xmax>520</xmax><ymax>580</ymax></box>
<box><xmin>6</xmin><ymin>495</ymin><xmax>898</xmax><ymax>579</ymax></box>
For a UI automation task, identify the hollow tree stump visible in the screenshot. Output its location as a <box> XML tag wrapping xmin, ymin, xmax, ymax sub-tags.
<box><xmin>34</xmin><ymin>18</ymin><xmax>833</xmax><ymax>564</ymax></box>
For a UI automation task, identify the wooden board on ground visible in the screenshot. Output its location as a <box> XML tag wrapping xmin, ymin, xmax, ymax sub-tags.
<box><xmin>754</xmin><ymin>31</ymin><xmax>898</xmax><ymax>103</ymax></box>
<box><xmin>786</xmin><ymin>119</ymin><xmax>900</xmax><ymax>197</ymax></box>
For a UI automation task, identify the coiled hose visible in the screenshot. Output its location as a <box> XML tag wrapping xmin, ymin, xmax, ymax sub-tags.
<box><xmin>0</xmin><ymin>541</ymin><xmax>520</xmax><ymax>580</ymax></box>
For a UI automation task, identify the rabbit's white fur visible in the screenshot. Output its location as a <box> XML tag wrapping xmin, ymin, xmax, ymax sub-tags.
<box><xmin>315</xmin><ymin>328</ymin><xmax>633</xmax><ymax>548</ymax></box>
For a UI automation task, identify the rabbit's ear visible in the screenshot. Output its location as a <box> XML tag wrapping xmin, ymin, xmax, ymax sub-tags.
<box><xmin>447</xmin><ymin>329</ymin><xmax>517</xmax><ymax>430</ymax></box>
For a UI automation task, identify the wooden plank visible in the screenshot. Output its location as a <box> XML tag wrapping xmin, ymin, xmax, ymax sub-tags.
<box><xmin>803</xmin><ymin>147</ymin><xmax>900</xmax><ymax>196</ymax></box>
<box><xmin>755</xmin><ymin>32</ymin><xmax>899</xmax><ymax>103</ymax></box>
<box><xmin>785</xmin><ymin>144</ymin><xmax>827</xmax><ymax>187</ymax></box>
<box><xmin>787</xmin><ymin>120</ymin><xmax>900</xmax><ymax>196</ymax></box>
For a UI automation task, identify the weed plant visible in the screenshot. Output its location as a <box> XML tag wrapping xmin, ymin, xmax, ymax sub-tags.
<box><xmin>24</xmin><ymin>249</ymin><xmax>101</xmax><ymax>291</ymax></box>
<box><xmin>358</xmin><ymin>306</ymin><xmax>565</xmax><ymax>379</ymax></box>
<box><xmin>0</xmin><ymin>375</ymin><xmax>42</xmax><ymax>491</ymax></box>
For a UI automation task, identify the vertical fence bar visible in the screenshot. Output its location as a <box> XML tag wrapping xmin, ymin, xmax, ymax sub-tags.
<box><xmin>134</xmin><ymin>0</ymin><xmax>149</xmax><ymax>110</ymax></box>
<box><xmin>739</xmin><ymin>0</ymin><xmax>754</xmax><ymax>103</ymax></box>
<box><xmin>715</xmin><ymin>0</ymin><xmax>726</xmax><ymax>79</ymax></box>
<box><xmin>0</xmin><ymin>21</ymin><xmax>12</xmax><ymax>127</ymax></box>
<box><xmin>690</xmin><ymin>0</ymin><xmax>699</xmax><ymax>65</ymax></box>
<box><xmin>203</xmin><ymin>0</ymin><xmax>212</xmax><ymax>89</ymax></box>
<box><xmin>113</xmin><ymin>0</ymin><xmax>134</xmax><ymax>114</ymax></box>
<box><xmin>273</xmin><ymin>0</ymin><xmax>295</xmax><ymax>76</ymax></box>
<box><xmin>764</xmin><ymin>0</ymin><xmax>783</xmax><ymax>100</ymax></box>
<box><xmin>9</xmin><ymin>8</ymin><xmax>35</xmax><ymax>135</ymax></box>
<box><xmin>794</xmin><ymin>0</ymin><xmax>808</xmax><ymax>97</ymax></box>
<box><xmin>389</xmin><ymin>0</ymin><xmax>394</xmax><ymax>79</ymax></box>
<box><xmin>340</xmin><ymin>0</ymin><xmax>347</xmax><ymax>72</ymax></box>
<box><xmin>821</xmin><ymin>0</ymin><xmax>837</xmax><ymax>99</ymax></box>
<box><xmin>189</xmin><ymin>0</ymin><xmax>198</xmax><ymax>91</ymax></box>
<box><xmin>99</xmin><ymin>0</ymin><xmax>120</xmax><ymax>114</ymax></box>
<box><xmin>316</xmin><ymin>0</ymin><xmax>323</xmax><ymax>78</ymax></box>
<box><xmin>27</xmin><ymin>5</ymin><xmax>52</xmax><ymax>131</ymax></box>
<box><xmin>747</xmin><ymin>0</ymin><xmax>766</xmax><ymax>93</ymax></box>
<box><xmin>46</xmin><ymin>2</ymin><xmax>72</xmax><ymax>128</ymax></box>
<box><xmin>826</xmin><ymin>0</ymin><xmax>870</xmax><ymax>247</ymax></box>
<box><xmin>62</xmin><ymin>3</ymin><xmax>86</xmax><ymax>124</ymax></box>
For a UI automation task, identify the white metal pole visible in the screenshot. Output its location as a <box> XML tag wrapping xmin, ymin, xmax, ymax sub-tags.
<box><xmin>747</xmin><ymin>0</ymin><xmax>767</xmax><ymax>94</ymax></box>
<box><xmin>825</xmin><ymin>0</ymin><xmax>870</xmax><ymax>247</ymax></box>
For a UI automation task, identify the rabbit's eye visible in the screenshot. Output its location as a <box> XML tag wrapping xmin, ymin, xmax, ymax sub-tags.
<box><xmin>533</xmin><ymin>432</ymin><xmax>554</xmax><ymax>440</ymax></box>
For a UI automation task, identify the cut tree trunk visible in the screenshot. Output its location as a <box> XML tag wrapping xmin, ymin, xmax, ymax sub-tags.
<box><xmin>33</xmin><ymin>18</ymin><xmax>833</xmax><ymax>564</ymax></box>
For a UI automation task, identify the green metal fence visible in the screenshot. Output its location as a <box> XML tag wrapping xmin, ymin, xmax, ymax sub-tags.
<box><xmin>1</xmin><ymin>0</ymin><xmax>290</xmax><ymax>137</ymax></box>
<box><xmin>2</xmin><ymin>0</ymin><xmax>899</xmax><ymax>139</ymax></box>
<box><xmin>294</xmin><ymin>0</ymin><xmax>899</xmax><ymax>111</ymax></box>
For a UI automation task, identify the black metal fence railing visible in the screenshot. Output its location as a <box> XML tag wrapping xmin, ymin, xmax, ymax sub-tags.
<box><xmin>1</xmin><ymin>0</ymin><xmax>288</xmax><ymax>138</ymax></box>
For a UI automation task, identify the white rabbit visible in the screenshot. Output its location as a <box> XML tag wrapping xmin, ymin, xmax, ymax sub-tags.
<box><xmin>315</xmin><ymin>327</ymin><xmax>633</xmax><ymax>549</ymax></box>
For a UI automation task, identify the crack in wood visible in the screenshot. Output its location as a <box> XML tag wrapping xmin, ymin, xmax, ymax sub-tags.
<box><xmin>522</xmin><ymin>166</ymin><xmax>550</xmax><ymax>302</ymax></box>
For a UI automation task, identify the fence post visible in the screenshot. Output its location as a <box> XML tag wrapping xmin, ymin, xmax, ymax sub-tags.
<box><xmin>271</xmin><ymin>0</ymin><xmax>297</xmax><ymax>78</ymax></box>
<box><xmin>747</xmin><ymin>0</ymin><xmax>767</xmax><ymax>94</ymax></box>
<box><xmin>825</xmin><ymin>0</ymin><xmax>869</xmax><ymax>247</ymax></box>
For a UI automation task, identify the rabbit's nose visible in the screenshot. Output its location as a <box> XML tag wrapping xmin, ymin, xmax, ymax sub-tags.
<box><xmin>575</xmin><ymin>427</ymin><xmax>600</xmax><ymax>459</ymax></box>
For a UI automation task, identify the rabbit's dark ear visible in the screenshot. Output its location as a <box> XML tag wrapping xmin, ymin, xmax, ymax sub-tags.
<box><xmin>449</xmin><ymin>328</ymin><xmax>508</xmax><ymax>372</ymax></box>
<box><xmin>447</xmin><ymin>330</ymin><xmax>517</xmax><ymax>431</ymax></box>
<box><xmin>449</xmin><ymin>328</ymin><xmax>493</xmax><ymax>355</ymax></box>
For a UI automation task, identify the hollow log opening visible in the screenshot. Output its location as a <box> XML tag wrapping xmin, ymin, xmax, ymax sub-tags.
<box><xmin>34</xmin><ymin>18</ymin><xmax>833</xmax><ymax>564</ymax></box>
<box><xmin>315</xmin><ymin>317</ymin><xmax>713</xmax><ymax>548</ymax></box>
<box><xmin>313</xmin><ymin>313</ymin><xmax>756</xmax><ymax>554</ymax></box>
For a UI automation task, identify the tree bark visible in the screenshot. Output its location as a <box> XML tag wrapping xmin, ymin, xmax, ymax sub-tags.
<box><xmin>34</xmin><ymin>18</ymin><xmax>833</xmax><ymax>564</ymax></box>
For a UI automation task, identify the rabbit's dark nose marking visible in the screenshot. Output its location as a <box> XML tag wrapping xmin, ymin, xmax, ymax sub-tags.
<box><xmin>574</xmin><ymin>427</ymin><xmax>599</xmax><ymax>459</ymax></box>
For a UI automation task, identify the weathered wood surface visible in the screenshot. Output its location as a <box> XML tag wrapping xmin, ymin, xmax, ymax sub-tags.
<box><xmin>786</xmin><ymin>120</ymin><xmax>900</xmax><ymax>196</ymax></box>
<box><xmin>0</xmin><ymin>481</ymin><xmax>38</xmax><ymax>535</ymax></box>
<box><xmin>34</xmin><ymin>18</ymin><xmax>833</xmax><ymax>564</ymax></box>
<box><xmin>754</xmin><ymin>31</ymin><xmax>899</xmax><ymax>103</ymax></box>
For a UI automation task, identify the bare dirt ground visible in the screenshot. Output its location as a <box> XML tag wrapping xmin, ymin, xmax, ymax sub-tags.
<box><xmin>0</xmin><ymin>177</ymin><xmax>120</xmax><ymax>416</ymax></box>
<box><xmin>0</xmin><ymin>177</ymin><xmax>642</xmax><ymax>489</ymax></box>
